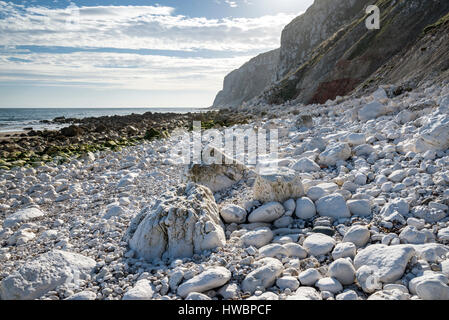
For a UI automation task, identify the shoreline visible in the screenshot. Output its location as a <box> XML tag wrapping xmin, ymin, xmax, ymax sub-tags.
<box><xmin>0</xmin><ymin>108</ymin><xmax>253</xmax><ymax>170</ymax></box>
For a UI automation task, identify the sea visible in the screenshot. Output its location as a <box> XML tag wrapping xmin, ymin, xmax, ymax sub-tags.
<box><xmin>0</xmin><ymin>107</ymin><xmax>206</xmax><ymax>133</ymax></box>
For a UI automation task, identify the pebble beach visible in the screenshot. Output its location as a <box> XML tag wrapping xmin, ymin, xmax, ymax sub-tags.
<box><xmin>1</xmin><ymin>82</ymin><xmax>449</xmax><ymax>300</ymax></box>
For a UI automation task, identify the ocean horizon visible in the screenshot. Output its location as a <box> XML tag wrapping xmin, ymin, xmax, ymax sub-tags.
<box><xmin>0</xmin><ymin>107</ymin><xmax>208</xmax><ymax>133</ymax></box>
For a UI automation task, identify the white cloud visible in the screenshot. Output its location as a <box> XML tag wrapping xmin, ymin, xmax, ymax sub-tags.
<box><xmin>0</xmin><ymin>51</ymin><xmax>253</xmax><ymax>90</ymax></box>
<box><xmin>0</xmin><ymin>2</ymin><xmax>295</xmax><ymax>52</ymax></box>
<box><xmin>0</xmin><ymin>1</ymin><xmax>299</xmax><ymax>106</ymax></box>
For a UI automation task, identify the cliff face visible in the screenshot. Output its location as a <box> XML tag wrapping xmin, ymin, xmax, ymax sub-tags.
<box><xmin>212</xmin><ymin>49</ymin><xmax>280</xmax><ymax>109</ymax></box>
<box><xmin>261</xmin><ymin>0</ymin><xmax>449</xmax><ymax>105</ymax></box>
<box><xmin>213</xmin><ymin>0</ymin><xmax>449</xmax><ymax>109</ymax></box>
<box><xmin>275</xmin><ymin>0</ymin><xmax>372</xmax><ymax>81</ymax></box>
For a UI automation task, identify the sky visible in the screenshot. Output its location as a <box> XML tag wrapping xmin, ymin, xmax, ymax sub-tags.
<box><xmin>0</xmin><ymin>0</ymin><xmax>314</xmax><ymax>108</ymax></box>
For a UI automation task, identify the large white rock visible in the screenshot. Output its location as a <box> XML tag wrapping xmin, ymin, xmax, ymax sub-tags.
<box><xmin>343</xmin><ymin>225</ymin><xmax>370</xmax><ymax>248</ymax></box>
<box><xmin>332</xmin><ymin>242</ymin><xmax>357</xmax><ymax>260</ymax></box>
<box><xmin>241</xmin><ymin>228</ymin><xmax>273</xmax><ymax>248</ymax></box>
<box><xmin>408</xmin><ymin>273</ymin><xmax>448</xmax><ymax>295</ymax></box>
<box><xmin>253</xmin><ymin>167</ymin><xmax>304</xmax><ymax>203</ymax></box>
<box><xmin>413</xmin><ymin>113</ymin><xmax>449</xmax><ymax>152</ymax></box>
<box><xmin>399</xmin><ymin>226</ymin><xmax>430</xmax><ymax>244</ymax></box>
<box><xmin>318</xmin><ymin>143</ymin><xmax>351</xmax><ymax>166</ymax></box>
<box><xmin>241</xmin><ymin>258</ymin><xmax>283</xmax><ymax>294</ymax></box>
<box><xmin>259</xmin><ymin>243</ymin><xmax>288</xmax><ymax>258</ymax></box>
<box><xmin>415</xmin><ymin>279</ymin><xmax>449</xmax><ymax>300</ymax></box>
<box><xmin>303</xmin><ymin>233</ymin><xmax>335</xmax><ymax>256</ymax></box>
<box><xmin>328</xmin><ymin>258</ymin><xmax>356</xmax><ymax>285</ymax></box>
<box><xmin>248</xmin><ymin>202</ymin><xmax>284</xmax><ymax>223</ymax></box>
<box><xmin>177</xmin><ymin>267</ymin><xmax>231</xmax><ymax>298</ymax></box>
<box><xmin>292</xmin><ymin>158</ymin><xmax>321</xmax><ymax>173</ymax></box>
<box><xmin>122</xmin><ymin>279</ymin><xmax>155</xmax><ymax>300</ymax></box>
<box><xmin>358</xmin><ymin>101</ymin><xmax>387</xmax><ymax>122</ymax></box>
<box><xmin>316</xmin><ymin>194</ymin><xmax>351</xmax><ymax>218</ymax></box>
<box><xmin>354</xmin><ymin>244</ymin><xmax>415</xmax><ymax>283</ymax></box>
<box><xmin>3</xmin><ymin>207</ymin><xmax>45</xmax><ymax>229</ymax></box>
<box><xmin>295</xmin><ymin>197</ymin><xmax>316</xmax><ymax>220</ymax></box>
<box><xmin>0</xmin><ymin>250</ymin><xmax>96</xmax><ymax>300</ymax></box>
<box><xmin>412</xmin><ymin>243</ymin><xmax>449</xmax><ymax>263</ymax></box>
<box><xmin>315</xmin><ymin>277</ymin><xmax>343</xmax><ymax>294</ymax></box>
<box><xmin>347</xmin><ymin>199</ymin><xmax>371</xmax><ymax>216</ymax></box>
<box><xmin>126</xmin><ymin>183</ymin><xmax>226</xmax><ymax>261</ymax></box>
<box><xmin>356</xmin><ymin>265</ymin><xmax>382</xmax><ymax>293</ymax></box>
<box><xmin>220</xmin><ymin>204</ymin><xmax>247</xmax><ymax>224</ymax></box>
<box><xmin>298</xmin><ymin>268</ymin><xmax>322</xmax><ymax>286</ymax></box>
<box><xmin>276</xmin><ymin>276</ymin><xmax>299</xmax><ymax>291</ymax></box>
<box><xmin>183</xmin><ymin>147</ymin><xmax>248</xmax><ymax>192</ymax></box>
<box><xmin>343</xmin><ymin>133</ymin><xmax>366</xmax><ymax>146</ymax></box>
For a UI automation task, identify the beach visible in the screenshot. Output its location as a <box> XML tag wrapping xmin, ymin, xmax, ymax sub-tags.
<box><xmin>1</xmin><ymin>83</ymin><xmax>449</xmax><ymax>300</ymax></box>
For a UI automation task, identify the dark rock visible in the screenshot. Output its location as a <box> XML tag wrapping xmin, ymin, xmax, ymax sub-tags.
<box><xmin>312</xmin><ymin>226</ymin><xmax>335</xmax><ymax>237</ymax></box>
<box><xmin>61</xmin><ymin>125</ymin><xmax>83</xmax><ymax>137</ymax></box>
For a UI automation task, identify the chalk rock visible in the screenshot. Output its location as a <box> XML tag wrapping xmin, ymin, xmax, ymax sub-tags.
<box><xmin>276</xmin><ymin>276</ymin><xmax>299</xmax><ymax>291</ymax></box>
<box><xmin>412</xmin><ymin>206</ymin><xmax>447</xmax><ymax>223</ymax></box>
<box><xmin>343</xmin><ymin>133</ymin><xmax>366</xmax><ymax>146</ymax></box>
<box><xmin>367</xmin><ymin>289</ymin><xmax>410</xmax><ymax>300</ymax></box>
<box><xmin>246</xmin><ymin>292</ymin><xmax>279</xmax><ymax>300</ymax></box>
<box><xmin>328</xmin><ymin>258</ymin><xmax>356</xmax><ymax>285</ymax></box>
<box><xmin>399</xmin><ymin>226</ymin><xmax>431</xmax><ymax>244</ymax></box>
<box><xmin>380</xmin><ymin>198</ymin><xmax>409</xmax><ymax>218</ymax></box>
<box><xmin>127</xmin><ymin>183</ymin><xmax>226</xmax><ymax>261</ymax></box>
<box><xmin>0</xmin><ymin>250</ymin><xmax>96</xmax><ymax>300</ymax></box>
<box><xmin>122</xmin><ymin>280</ymin><xmax>155</xmax><ymax>300</ymax></box>
<box><xmin>248</xmin><ymin>202</ymin><xmax>284</xmax><ymax>223</ymax></box>
<box><xmin>336</xmin><ymin>290</ymin><xmax>359</xmax><ymax>300</ymax></box>
<box><xmin>218</xmin><ymin>283</ymin><xmax>240</xmax><ymax>299</ymax></box>
<box><xmin>316</xmin><ymin>194</ymin><xmax>351</xmax><ymax>219</ymax></box>
<box><xmin>259</xmin><ymin>243</ymin><xmax>288</xmax><ymax>258</ymax></box>
<box><xmin>413</xmin><ymin>114</ymin><xmax>449</xmax><ymax>152</ymax></box>
<box><xmin>388</xmin><ymin>170</ymin><xmax>406</xmax><ymax>183</ymax></box>
<box><xmin>356</xmin><ymin>265</ymin><xmax>383</xmax><ymax>293</ymax></box>
<box><xmin>66</xmin><ymin>291</ymin><xmax>97</xmax><ymax>300</ymax></box>
<box><xmin>358</xmin><ymin>101</ymin><xmax>387</xmax><ymax>122</ymax></box>
<box><xmin>241</xmin><ymin>258</ymin><xmax>283</xmax><ymax>294</ymax></box>
<box><xmin>185</xmin><ymin>292</ymin><xmax>212</xmax><ymax>300</ymax></box>
<box><xmin>347</xmin><ymin>199</ymin><xmax>371</xmax><ymax>216</ymax></box>
<box><xmin>3</xmin><ymin>207</ymin><xmax>45</xmax><ymax>229</ymax></box>
<box><xmin>253</xmin><ymin>167</ymin><xmax>304</xmax><ymax>203</ymax></box>
<box><xmin>332</xmin><ymin>242</ymin><xmax>356</xmax><ymax>260</ymax></box>
<box><xmin>416</xmin><ymin>279</ymin><xmax>449</xmax><ymax>300</ymax></box>
<box><xmin>177</xmin><ymin>267</ymin><xmax>231</xmax><ymax>298</ymax></box>
<box><xmin>354</xmin><ymin>244</ymin><xmax>415</xmax><ymax>283</ymax></box>
<box><xmin>286</xmin><ymin>287</ymin><xmax>322</xmax><ymax>300</ymax></box>
<box><xmin>184</xmin><ymin>147</ymin><xmax>247</xmax><ymax>192</ymax></box>
<box><xmin>295</xmin><ymin>197</ymin><xmax>316</xmax><ymax>220</ymax></box>
<box><xmin>408</xmin><ymin>273</ymin><xmax>448</xmax><ymax>296</ymax></box>
<box><xmin>412</xmin><ymin>243</ymin><xmax>449</xmax><ymax>263</ymax></box>
<box><xmin>241</xmin><ymin>228</ymin><xmax>273</xmax><ymax>248</ymax></box>
<box><xmin>292</xmin><ymin>158</ymin><xmax>320</xmax><ymax>172</ymax></box>
<box><xmin>103</xmin><ymin>205</ymin><xmax>125</xmax><ymax>219</ymax></box>
<box><xmin>298</xmin><ymin>268</ymin><xmax>322</xmax><ymax>286</ymax></box>
<box><xmin>343</xmin><ymin>225</ymin><xmax>370</xmax><ymax>248</ymax></box>
<box><xmin>315</xmin><ymin>277</ymin><xmax>343</xmax><ymax>294</ymax></box>
<box><xmin>318</xmin><ymin>143</ymin><xmax>351</xmax><ymax>166</ymax></box>
<box><xmin>303</xmin><ymin>233</ymin><xmax>335</xmax><ymax>256</ymax></box>
<box><xmin>220</xmin><ymin>204</ymin><xmax>247</xmax><ymax>224</ymax></box>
